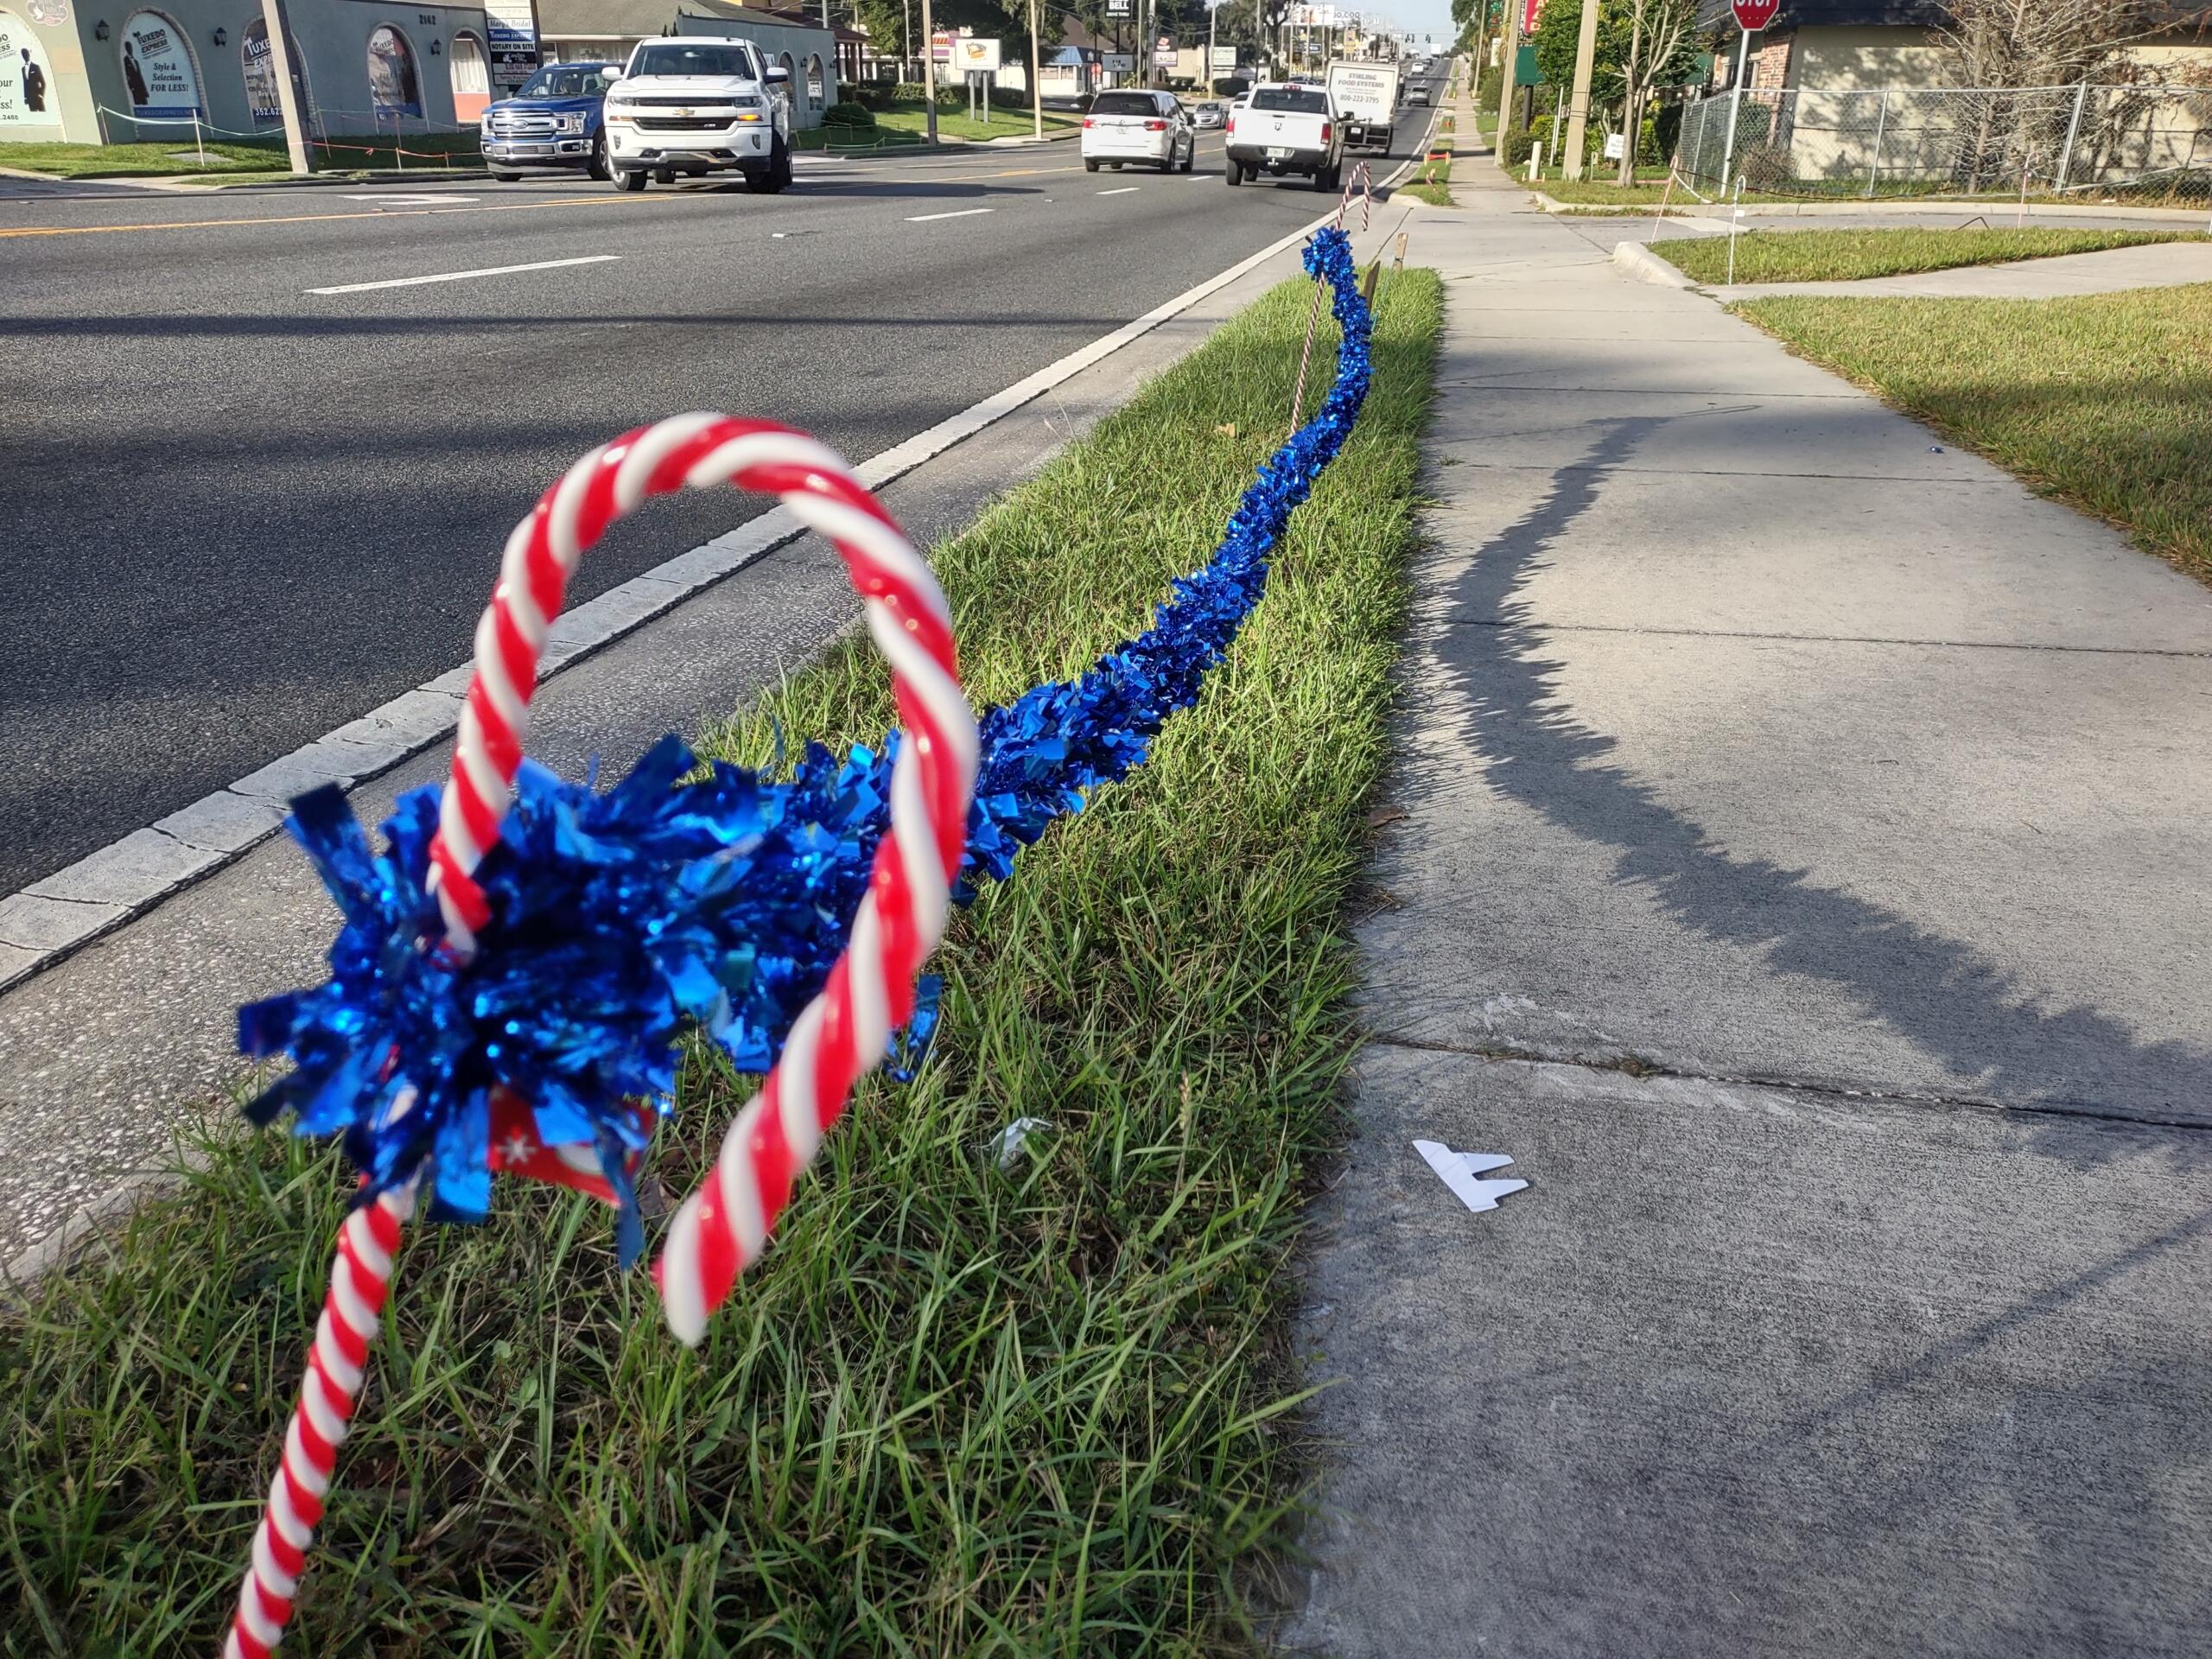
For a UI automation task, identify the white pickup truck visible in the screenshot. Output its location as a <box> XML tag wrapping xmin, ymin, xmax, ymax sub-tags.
<box><xmin>1324</xmin><ymin>60</ymin><xmax>1400</xmax><ymax>152</ymax></box>
<box><xmin>601</xmin><ymin>36</ymin><xmax>793</xmax><ymax>194</ymax></box>
<box><xmin>1224</xmin><ymin>80</ymin><xmax>1346</xmax><ymax>190</ymax></box>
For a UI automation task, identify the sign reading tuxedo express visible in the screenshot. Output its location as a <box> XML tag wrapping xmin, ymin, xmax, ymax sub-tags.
<box><xmin>483</xmin><ymin>0</ymin><xmax>539</xmax><ymax>92</ymax></box>
<box><xmin>121</xmin><ymin>10</ymin><xmax>203</xmax><ymax>118</ymax></box>
<box><xmin>0</xmin><ymin>7</ymin><xmax>60</xmax><ymax>126</ymax></box>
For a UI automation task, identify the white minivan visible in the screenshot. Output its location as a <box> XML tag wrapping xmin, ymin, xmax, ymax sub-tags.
<box><xmin>1081</xmin><ymin>90</ymin><xmax>1197</xmax><ymax>174</ymax></box>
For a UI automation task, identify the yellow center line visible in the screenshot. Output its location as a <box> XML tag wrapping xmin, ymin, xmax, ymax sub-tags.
<box><xmin>0</xmin><ymin>192</ymin><xmax>636</xmax><ymax>239</ymax></box>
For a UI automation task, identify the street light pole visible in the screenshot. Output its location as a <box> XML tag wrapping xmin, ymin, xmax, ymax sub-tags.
<box><xmin>1206</xmin><ymin>0</ymin><xmax>1217</xmax><ymax>95</ymax></box>
<box><xmin>1031</xmin><ymin>0</ymin><xmax>1043</xmax><ymax>137</ymax></box>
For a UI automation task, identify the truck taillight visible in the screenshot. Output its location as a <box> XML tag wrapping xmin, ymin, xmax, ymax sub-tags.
<box><xmin>1321</xmin><ymin>122</ymin><xmax>1332</xmax><ymax>143</ymax></box>
<box><xmin>1083</xmin><ymin>116</ymin><xmax>1095</xmax><ymax>128</ymax></box>
<box><xmin>1144</xmin><ymin>118</ymin><xmax>1166</xmax><ymax>130</ymax></box>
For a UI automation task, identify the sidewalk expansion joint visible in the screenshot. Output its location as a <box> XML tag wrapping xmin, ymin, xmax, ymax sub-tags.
<box><xmin>1363</xmin><ymin>1030</ymin><xmax>2212</xmax><ymax>1136</ymax></box>
<box><xmin>1437</xmin><ymin>617</ymin><xmax>2212</xmax><ymax>659</ymax></box>
<box><xmin>1444</xmin><ymin>459</ymin><xmax>2013</xmax><ymax>486</ymax></box>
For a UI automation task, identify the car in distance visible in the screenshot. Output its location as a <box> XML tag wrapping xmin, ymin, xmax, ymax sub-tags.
<box><xmin>1406</xmin><ymin>79</ymin><xmax>1432</xmax><ymax>106</ymax></box>
<box><xmin>1224</xmin><ymin>80</ymin><xmax>1344</xmax><ymax>189</ymax></box>
<box><xmin>601</xmin><ymin>37</ymin><xmax>793</xmax><ymax>193</ymax></box>
<box><xmin>1192</xmin><ymin>99</ymin><xmax>1226</xmax><ymax>129</ymax></box>
<box><xmin>1081</xmin><ymin>89</ymin><xmax>1198</xmax><ymax>173</ymax></box>
<box><xmin>480</xmin><ymin>60</ymin><xmax>620</xmax><ymax>181</ymax></box>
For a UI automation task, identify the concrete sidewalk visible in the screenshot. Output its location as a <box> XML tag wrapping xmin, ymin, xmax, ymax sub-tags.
<box><xmin>1708</xmin><ymin>236</ymin><xmax>2212</xmax><ymax>302</ymax></box>
<box><xmin>1287</xmin><ymin>139</ymin><xmax>2212</xmax><ymax>1655</ymax></box>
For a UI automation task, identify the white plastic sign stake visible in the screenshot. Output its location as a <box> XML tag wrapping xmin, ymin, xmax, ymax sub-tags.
<box><xmin>1414</xmin><ymin>1140</ymin><xmax>1529</xmax><ymax>1214</ymax></box>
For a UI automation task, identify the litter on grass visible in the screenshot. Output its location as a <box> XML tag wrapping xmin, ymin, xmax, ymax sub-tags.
<box><xmin>986</xmin><ymin>1117</ymin><xmax>1053</xmax><ymax>1169</ymax></box>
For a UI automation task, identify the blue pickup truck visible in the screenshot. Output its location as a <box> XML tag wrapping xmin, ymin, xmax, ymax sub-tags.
<box><xmin>480</xmin><ymin>62</ymin><xmax>622</xmax><ymax>181</ymax></box>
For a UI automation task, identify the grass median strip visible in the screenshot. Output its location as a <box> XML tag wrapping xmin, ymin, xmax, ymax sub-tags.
<box><xmin>1</xmin><ymin>268</ymin><xmax>1444</xmax><ymax>1653</ymax></box>
<box><xmin>1737</xmin><ymin>283</ymin><xmax>2212</xmax><ymax>582</ymax></box>
<box><xmin>1400</xmin><ymin>150</ymin><xmax>1454</xmax><ymax>207</ymax></box>
<box><xmin>1658</xmin><ymin>226</ymin><xmax>2203</xmax><ymax>286</ymax></box>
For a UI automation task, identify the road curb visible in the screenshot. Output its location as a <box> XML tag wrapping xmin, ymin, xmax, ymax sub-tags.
<box><xmin>1611</xmin><ymin>238</ymin><xmax>1695</xmax><ymax>288</ymax></box>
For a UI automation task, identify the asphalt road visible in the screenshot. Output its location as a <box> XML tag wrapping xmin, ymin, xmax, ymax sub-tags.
<box><xmin>0</xmin><ymin>111</ymin><xmax>1434</xmax><ymax>896</ymax></box>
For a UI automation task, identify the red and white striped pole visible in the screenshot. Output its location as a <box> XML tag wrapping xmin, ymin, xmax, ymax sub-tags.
<box><xmin>224</xmin><ymin>414</ymin><xmax>970</xmax><ymax>1654</ymax></box>
<box><xmin>653</xmin><ymin>444</ymin><xmax>977</xmax><ymax>1345</ymax></box>
<box><xmin>1292</xmin><ymin>162</ymin><xmax>1374</xmax><ymax>424</ymax></box>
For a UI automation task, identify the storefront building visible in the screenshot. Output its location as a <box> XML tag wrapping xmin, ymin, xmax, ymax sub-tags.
<box><xmin>0</xmin><ymin>0</ymin><xmax>508</xmax><ymax>143</ymax></box>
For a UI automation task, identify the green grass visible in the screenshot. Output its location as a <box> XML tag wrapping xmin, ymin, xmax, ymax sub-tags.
<box><xmin>797</xmin><ymin>103</ymin><xmax>1081</xmax><ymax>149</ymax></box>
<box><xmin>1400</xmin><ymin>150</ymin><xmax>1454</xmax><ymax>207</ymax></box>
<box><xmin>0</xmin><ymin>269</ymin><xmax>1445</xmax><ymax>1655</ymax></box>
<box><xmin>1738</xmin><ymin>283</ymin><xmax>2212</xmax><ymax>583</ymax></box>
<box><xmin>0</xmin><ymin>139</ymin><xmax>288</xmax><ymax>177</ymax></box>
<box><xmin>1658</xmin><ymin>226</ymin><xmax>2204</xmax><ymax>286</ymax></box>
<box><xmin>1</xmin><ymin>134</ymin><xmax>489</xmax><ymax>180</ymax></box>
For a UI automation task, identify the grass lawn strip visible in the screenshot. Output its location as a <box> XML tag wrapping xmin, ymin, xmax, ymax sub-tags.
<box><xmin>1658</xmin><ymin>226</ymin><xmax>2203</xmax><ymax>286</ymax></box>
<box><xmin>1400</xmin><ymin>149</ymin><xmax>1454</xmax><ymax>207</ymax></box>
<box><xmin>0</xmin><ymin>139</ymin><xmax>288</xmax><ymax>177</ymax></box>
<box><xmin>0</xmin><ymin>269</ymin><xmax>1444</xmax><ymax>1654</ymax></box>
<box><xmin>1738</xmin><ymin>283</ymin><xmax>2212</xmax><ymax>585</ymax></box>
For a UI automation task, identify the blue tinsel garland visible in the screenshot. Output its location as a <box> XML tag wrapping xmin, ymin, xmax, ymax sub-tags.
<box><xmin>241</xmin><ymin>226</ymin><xmax>1374</xmax><ymax>1261</ymax></box>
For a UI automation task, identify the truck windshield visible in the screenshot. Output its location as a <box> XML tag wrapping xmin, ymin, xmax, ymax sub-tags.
<box><xmin>628</xmin><ymin>43</ymin><xmax>760</xmax><ymax>78</ymax></box>
<box><xmin>1252</xmin><ymin>87</ymin><xmax>1329</xmax><ymax>113</ymax></box>
<box><xmin>518</xmin><ymin>65</ymin><xmax>616</xmax><ymax>97</ymax></box>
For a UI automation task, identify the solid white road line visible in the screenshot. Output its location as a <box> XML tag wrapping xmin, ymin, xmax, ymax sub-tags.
<box><xmin>305</xmin><ymin>254</ymin><xmax>620</xmax><ymax>296</ymax></box>
<box><xmin>905</xmin><ymin>207</ymin><xmax>995</xmax><ymax>222</ymax></box>
<box><xmin>1096</xmin><ymin>186</ymin><xmax>1140</xmax><ymax>195</ymax></box>
<box><xmin>341</xmin><ymin>194</ymin><xmax>480</xmax><ymax>207</ymax></box>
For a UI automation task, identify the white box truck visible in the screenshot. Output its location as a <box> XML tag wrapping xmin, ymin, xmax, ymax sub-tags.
<box><xmin>1325</xmin><ymin>60</ymin><xmax>1400</xmax><ymax>152</ymax></box>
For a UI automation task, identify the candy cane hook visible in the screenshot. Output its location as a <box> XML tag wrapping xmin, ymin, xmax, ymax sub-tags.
<box><xmin>226</xmin><ymin>415</ymin><xmax>973</xmax><ymax>1655</ymax></box>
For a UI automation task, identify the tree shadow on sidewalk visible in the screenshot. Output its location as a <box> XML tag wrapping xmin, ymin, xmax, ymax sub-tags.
<box><xmin>1427</xmin><ymin>412</ymin><xmax>2212</xmax><ymax>1160</ymax></box>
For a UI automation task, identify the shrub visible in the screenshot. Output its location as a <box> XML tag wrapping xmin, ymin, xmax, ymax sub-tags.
<box><xmin>823</xmin><ymin>99</ymin><xmax>875</xmax><ymax>128</ymax></box>
<box><xmin>1501</xmin><ymin>126</ymin><xmax>1536</xmax><ymax>166</ymax></box>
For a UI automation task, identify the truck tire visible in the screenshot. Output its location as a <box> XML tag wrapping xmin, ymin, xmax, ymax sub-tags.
<box><xmin>1084</xmin><ymin>158</ymin><xmax>1099</xmax><ymax>171</ymax></box>
<box><xmin>654</xmin><ymin>168</ymin><xmax>677</xmax><ymax>185</ymax></box>
<box><xmin>491</xmin><ymin>171</ymin><xmax>523</xmax><ymax>183</ymax></box>
<box><xmin>746</xmin><ymin>136</ymin><xmax>792</xmax><ymax>193</ymax></box>
<box><xmin>618</xmin><ymin>169</ymin><xmax>647</xmax><ymax>192</ymax></box>
<box><xmin>1225</xmin><ymin>158</ymin><xmax>1243</xmax><ymax>185</ymax></box>
<box><xmin>588</xmin><ymin>133</ymin><xmax>611</xmax><ymax>181</ymax></box>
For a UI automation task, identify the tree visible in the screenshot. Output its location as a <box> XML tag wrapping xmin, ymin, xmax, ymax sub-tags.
<box><xmin>1934</xmin><ymin>0</ymin><xmax>2168</xmax><ymax>188</ymax></box>
<box><xmin>1611</xmin><ymin>0</ymin><xmax>1696</xmax><ymax>180</ymax></box>
<box><xmin>1531</xmin><ymin>0</ymin><xmax>1695</xmax><ymax>164</ymax></box>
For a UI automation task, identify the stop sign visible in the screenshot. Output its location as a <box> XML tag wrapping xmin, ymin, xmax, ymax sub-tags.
<box><xmin>1732</xmin><ymin>0</ymin><xmax>1779</xmax><ymax>28</ymax></box>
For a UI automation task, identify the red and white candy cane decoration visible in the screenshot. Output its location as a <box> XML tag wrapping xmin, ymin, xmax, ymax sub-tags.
<box><xmin>224</xmin><ymin>414</ymin><xmax>974</xmax><ymax>1656</ymax></box>
<box><xmin>1292</xmin><ymin>162</ymin><xmax>1375</xmax><ymax>423</ymax></box>
<box><xmin>652</xmin><ymin>450</ymin><xmax>978</xmax><ymax>1344</ymax></box>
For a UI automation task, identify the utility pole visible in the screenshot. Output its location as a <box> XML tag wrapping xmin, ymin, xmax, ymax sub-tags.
<box><xmin>258</xmin><ymin>0</ymin><xmax>311</xmax><ymax>174</ymax></box>
<box><xmin>1560</xmin><ymin>0</ymin><xmax>1599</xmax><ymax>181</ymax></box>
<box><xmin>1206</xmin><ymin>0</ymin><xmax>1217</xmax><ymax>94</ymax></box>
<box><xmin>921</xmin><ymin>0</ymin><xmax>938</xmax><ymax>139</ymax></box>
<box><xmin>1030</xmin><ymin>0</ymin><xmax>1043</xmax><ymax>137</ymax></box>
<box><xmin>1494</xmin><ymin>0</ymin><xmax>1519</xmax><ymax>147</ymax></box>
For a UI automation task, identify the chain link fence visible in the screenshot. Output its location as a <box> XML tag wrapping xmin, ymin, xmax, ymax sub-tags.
<box><xmin>1676</xmin><ymin>82</ymin><xmax>2212</xmax><ymax>202</ymax></box>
